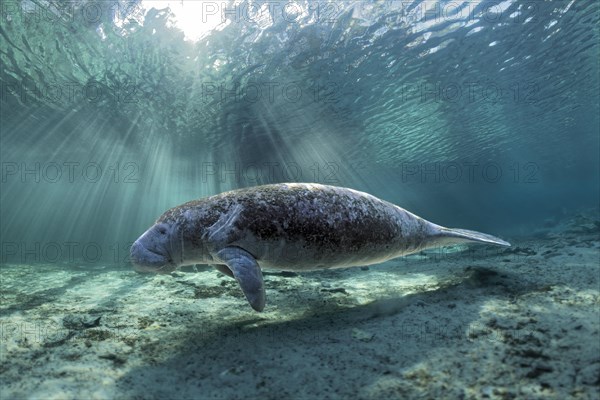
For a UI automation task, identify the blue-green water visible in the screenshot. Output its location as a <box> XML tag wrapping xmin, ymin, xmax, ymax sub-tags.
<box><xmin>1</xmin><ymin>2</ymin><xmax>599</xmax><ymax>399</ymax></box>
<box><xmin>1</xmin><ymin>0</ymin><xmax>598</xmax><ymax>267</ymax></box>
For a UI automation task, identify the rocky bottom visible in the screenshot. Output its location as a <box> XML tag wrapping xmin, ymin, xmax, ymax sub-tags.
<box><xmin>0</xmin><ymin>211</ymin><xmax>599</xmax><ymax>400</ymax></box>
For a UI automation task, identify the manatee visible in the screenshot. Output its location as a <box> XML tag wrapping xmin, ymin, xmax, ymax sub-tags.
<box><xmin>130</xmin><ymin>183</ymin><xmax>510</xmax><ymax>311</ymax></box>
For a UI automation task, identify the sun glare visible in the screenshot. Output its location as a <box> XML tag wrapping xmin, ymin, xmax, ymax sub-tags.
<box><xmin>141</xmin><ymin>1</ymin><xmax>226</xmax><ymax>41</ymax></box>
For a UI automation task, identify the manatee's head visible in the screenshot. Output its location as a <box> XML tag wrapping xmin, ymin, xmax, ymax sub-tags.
<box><xmin>130</xmin><ymin>220</ymin><xmax>182</xmax><ymax>274</ymax></box>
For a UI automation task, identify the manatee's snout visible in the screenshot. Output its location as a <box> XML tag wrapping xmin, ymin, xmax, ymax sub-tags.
<box><xmin>130</xmin><ymin>223</ymin><xmax>178</xmax><ymax>274</ymax></box>
<box><xmin>130</xmin><ymin>241</ymin><xmax>174</xmax><ymax>274</ymax></box>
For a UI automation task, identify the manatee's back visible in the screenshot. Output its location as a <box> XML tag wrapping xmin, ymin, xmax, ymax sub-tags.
<box><xmin>214</xmin><ymin>183</ymin><xmax>425</xmax><ymax>270</ymax></box>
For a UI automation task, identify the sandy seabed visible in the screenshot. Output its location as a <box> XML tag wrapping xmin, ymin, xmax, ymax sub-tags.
<box><xmin>1</xmin><ymin>211</ymin><xmax>599</xmax><ymax>400</ymax></box>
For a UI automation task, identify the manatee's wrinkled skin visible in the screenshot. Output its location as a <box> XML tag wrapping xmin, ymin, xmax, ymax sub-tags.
<box><xmin>130</xmin><ymin>183</ymin><xmax>510</xmax><ymax>311</ymax></box>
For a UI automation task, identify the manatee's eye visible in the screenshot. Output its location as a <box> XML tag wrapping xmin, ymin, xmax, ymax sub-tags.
<box><xmin>158</xmin><ymin>226</ymin><xmax>167</xmax><ymax>235</ymax></box>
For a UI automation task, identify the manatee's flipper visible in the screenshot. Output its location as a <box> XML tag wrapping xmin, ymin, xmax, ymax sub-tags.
<box><xmin>216</xmin><ymin>247</ymin><xmax>266</xmax><ymax>312</ymax></box>
<box><xmin>436</xmin><ymin>227</ymin><xmax>511</xmax><ymax>247</ymax></box>
<box><xmin>212</xmin><ymin>264</ymin><xmax>234</xmax><ymax>278</ymax></box>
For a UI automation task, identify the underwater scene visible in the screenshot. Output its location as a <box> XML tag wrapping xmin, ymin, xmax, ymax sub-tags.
<box><xmin>1</xmin><ymin>0</ymin><xmax>599</xmax><ymax>399</ymax></box>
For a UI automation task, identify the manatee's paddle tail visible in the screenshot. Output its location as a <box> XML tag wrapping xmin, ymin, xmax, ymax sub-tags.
<box><xmin>434</xmin><ymin>227</ymin><xmax>511</xmax><ymax>247</ymax></box>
